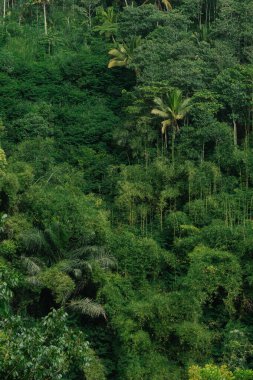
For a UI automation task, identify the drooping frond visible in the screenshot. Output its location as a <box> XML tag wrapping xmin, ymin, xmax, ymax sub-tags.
<box><xmin>93</xmin><ymin>6</ymin><xmax>118</xmax><ymax>38</ymax></box>
<box><xmin>63</xmin><ymin>246</ymin><xmax>116</xmax><ymax>277</ymax></box>
<box><xmin>177</xmin><ymin>97</ymin><xmax>192</xmax><ymax>119</ymax></box>
<box><xmin>108</xmin><ymin>45</ymin><xmax>128</xmax><ymax>68</ymax></box>
<box><xmin>90</xmin><ymin>253</ymin><xmax>117</xmax><ymax>270</ymax></box>
<box><xmin>162</xmin><ymin>0</ymin><xmax>172</xmax><ymax>11</ymax></box>
<box><xmin>26</xmin><ymin>275</ymin><xmax>42</xmax><ymax>287</ymax></box>
<box><xmin>153</xmin><ymin>96</ymin><xmax>166</xmax><ymax>110</ymax></box>
<box><xmin>151</xmin><ymin>108</ymin><xmax>168</xmax><ymax>118</ymax></box>
<box><xmin>21</xmin><ymin>229</ymin><xmax>48</xmax><ymax>253</ymax></box>
<box><xmin>55</xmin><ymin>259</ymin><xmax>92</xmax><ymax>276</ymax></box>
<box><xmin>94</xmin><ymin>23</ymin><xmax>118</xmax><ymax>36</ymax></box>
<box><xmin>68</xmin><ymin>245</ymin><xmax>106</xmax><ymax>259</ymax></box>
<box><xmin>108</xmin><ymin>59</ymin><xmax>128</xmax><ymax>68</ymax></box>
<box><xmin>20</xmin><ymin>256</ymin><xmax>45</xmax><ymax>275</ymax></box>
<box><xmin>108</xmin><ymin>47</ymin><xmax>126</xmax><ymax>57</ymax></box>
<box><xmin>108</xmin><ymin>36</ymin><xmax>142</xmax><ymax>69</ymax></box>
<box><xmin>161</xmin><ymin>119</ymin><xmax>171</xmax><ymax>134</ymax></box>
<box><xmin>69</xmin><ymin>298</ymin><xmax>106</xmax><ymax>319</ymax></box>
<box><xmin>44</xmin><ymin>223</ymin><xmax>65</xmax><ymax>255</ymax></box>
<box><xmin>128</xmin><ymin>35</ymin><xmax>142</xmax><ymax>52</ymax></box>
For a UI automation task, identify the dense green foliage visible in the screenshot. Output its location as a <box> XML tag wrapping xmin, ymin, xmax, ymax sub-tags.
<box><xmin>0</xmin><ymin>0</ymin><xmax>253</xmax><ymax>378</ymax></box>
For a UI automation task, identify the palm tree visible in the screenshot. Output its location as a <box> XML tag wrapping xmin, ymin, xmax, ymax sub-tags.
<box><xmin>142</xmin><ymin>0</ymin><xmax>173</xmax><ymax>11</ymax></box>
<box><xmin>108</xmin><ymin>36</ymin><xmax>142</xmax><ymax>73</ymax></box>
<box><xmin>151</xmin><ymin>89</ymin><xmax>191</xmax><ymax>164</ymax></box>
<box><xmin>94</xmin><ymin>6</ymin><xmax>118</xmax><ymax>41</ymax></box>
<box><xmin>21</xmin><ymin>244</ymin><xmax>116</xmax><ymax>319</ymax></box>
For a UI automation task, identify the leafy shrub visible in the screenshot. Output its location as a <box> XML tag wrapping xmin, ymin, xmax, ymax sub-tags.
<box><xmin>0</xmin><ymin>240</ymin><xmax>16</xmax><ymax>258</ymax></box>
<box><xmin>189</xmin><ymin>364</ymin><xmax>234</xmax><ymax>380</ymax></box>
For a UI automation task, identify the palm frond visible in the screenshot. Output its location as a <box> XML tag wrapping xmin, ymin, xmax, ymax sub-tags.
<box><xmin>108</xmin><ymin>48</ymin><xmax>123</xmax><ymax>57</ymax></box>
<box><xmin>178</xmin><ymin>97</ymin><xmax>192</xmax><ymax>117</ymax></box>
<box><xmin>108</xmin><ymin>37</ymin><xmax>141</xmax><ymax>70</ymax></box>
<box><xmin>153</xmin><ymin>96</ymin><xmax>166</xmax><ymax>108</ymax></box>
<box><xmin>152</xmin><ymin>89</ymin><xmax>191</xmax><ymax>128</ymax></box>
<box><xmin>151</xmin><ymin>108</ymin><xmax>168</xmax><ymax>118</ymax></box>
<box><xmin>69</xmin><ymin>245</ymin><xmax>106</xmax><ymax>258</ymax></box>
<box><xmin>73</xmin><ymin>268</ymin><xmax>82</xmax><ymax>279</ymax></box>
<box><xmin>55</xmin><ymin>259</ymin><xmax>92</xmax><ymax>276</ymax></box>
<box><xmin>65</xmin><ymin>246</ymin><xmax>116</xmax><ymax>271</ymax></box>
<box><xmin>20</xmin><ymin>256</ymin><xmax>45</xmax><ymax>275</ymax></box>
<box><xmin>21</xmin><ymin>229</ymin><xmax>47</xmax><ymax>253</ymax></box>
<box><xmin>56</xmin><ymin>259</ymin><xmax>82</xmax><ymax>271</ymax></box>
<box><xmin>91</xmin><ymin>253</ymin><xmax>117</xmax><ymax>270</ymax></box>
<box><xmin>128</xmin><ymin>35</ymin><xmax>142</xmax><ymax>51</ymax></box>
<box><xmin>108</xmin><ymin>59</ymin><xmax>127</xmax><ymax>68</ymax></box>
<box><xmin>69</xmin><ymin>298</ymin><xmax>106</xmax><ymax>319</ymax></box>
<box><xmin>26</xmin><ymin>275</ymin><xmax>42</xmax><ymax>286</ymax></box>
<box><xmin>161</xmin><ymin>119</ymin><xmax>171</xmax><ymax>134</ymax></box>
<box><xmin>44</xmin><ymin>223</ymin><xmax>64</xmax><ymax>254</ymax></box>
<box><xmin>162</xmin><ymin>0</ymin><xmax>172</xmax><ymax>11</ymax></box>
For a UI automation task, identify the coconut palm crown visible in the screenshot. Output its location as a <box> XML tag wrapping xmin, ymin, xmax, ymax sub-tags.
<box><xmin>108</xmin><ymin>36</ymin><xmax>142</xmax><ymax>69</ymax></box>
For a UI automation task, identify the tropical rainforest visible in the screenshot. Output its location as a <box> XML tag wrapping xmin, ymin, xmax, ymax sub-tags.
<box><xmin>0</xmin><ymin>0</ymin><xmax>253</xmax><ymax>379</ymax></box>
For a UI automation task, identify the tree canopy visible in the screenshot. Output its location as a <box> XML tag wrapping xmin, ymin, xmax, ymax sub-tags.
<box><xmin>0</xmin><ymin>0</ymin><xmax>253</xmax><ymax>379</ymax></box>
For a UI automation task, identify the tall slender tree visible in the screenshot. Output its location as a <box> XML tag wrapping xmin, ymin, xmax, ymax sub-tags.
<box><xmin>3</xmin><ymin>0</ymin><xmax>6</xmax><ymax>18</ymax></box>
<box><xmin>32</xmin><ymin>0</ymin><xmax>50</xmax><ymax>35</ymax></box>
<box><xmin>151</xmin><ymin>89</ymin><xmax>191</xmax><ymax>164</ymax></box>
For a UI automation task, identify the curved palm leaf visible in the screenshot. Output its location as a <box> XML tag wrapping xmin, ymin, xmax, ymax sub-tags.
<box><xmin>162</xmin><ymin>0</ymin><xmax>172</xmax><ymax>11</ymax></box>
<box><xmin>108</xmin><ymin>36</ymin><xmax>142</xmax><ymax>69</ymax></box>
<box><xmin>69</xmin><ymin>298</ymin><xmax>106</xmax><ymax>319</ymax></box>
<box><xmin>142</xmin><ymin>0</ymin><xmax>172</xmax><ymax>11</ymax></box>
<box><xmin>152</xmin><ymin>89</ymin><xmax>191</xmax><ymax>129</ymax></box>
<box><xmin>151</xmin><ymin>108</ymin><xmax>168</xmax><ymax>118</ymax></box>
<box><xmin>20</xmin><ymin>255</ymin><xmax>45</xmax><ymax>275</ymax></box>
<box><xmin>67</xmin><ymin>245</ymin><xmax>117</xmax><ymax>270</ymax></box>
<box><xmin>161</xmin><ymin>119</ymin><xmax>171</xmax><ymax>134</ymax></box>
<box><xmin>54</xmin><ymin>259</ymin><xmax>92</xmax><ymax>276</ymax></box>
<box><xmin>90</xmin><ymin>253</ymin><xmax>117</xmax><ymax>270</ymax></box>
<box><xmin>21</xmin><ymin>228</ymin><xmax>48</xmax><ymax>253</ymax></box>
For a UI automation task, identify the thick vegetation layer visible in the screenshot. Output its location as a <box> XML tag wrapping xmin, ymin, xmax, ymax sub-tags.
<box><xmin>0</xmin><ymin>0</ymin><xmax>253</xmax><ymax>379</ymax></box>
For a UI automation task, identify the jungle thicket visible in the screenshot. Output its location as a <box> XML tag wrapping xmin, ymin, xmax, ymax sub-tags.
<box><xmin>0</xmin><ymin>0</ymin><xmax>253</xmax><ymax>379</ymax></box>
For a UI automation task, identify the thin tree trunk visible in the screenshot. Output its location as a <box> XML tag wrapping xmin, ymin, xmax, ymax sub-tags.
<box><xmin>232</xmin><ymin>115</ymin><xmax>237</xmax><ymax>146</ymax></box>
<box><xmin>171</xmin><ymin>127</ymin><xmax>175</xmax><ymax>167</ymax></box>
<box><xmin>43</xmin><ymin>2</ymin><xmax>48</xmax><ymax>35</ymax></box>
<box><xmin>3</xmin><ymin>0</ymin><xmax>6</xmax><ymax>18</ymax></box>
<box><xmin>37</xmin><ymin>4</ymin><xmax>39</xmax><ymax>28</ymax></box>
<box><xmin>88</xmin><ymin>4</ymin><xmax>92</xmax><ymax>29</ymax></box>
<box><xmin>161</xmin><ymin>131</ymin><xmax>164</xmax><ymax>156</ymax></box>
<box><xmin>165</xmin><ymin>130</ymin><xmax>168</xmax><ymax>149</ymax></box>
<box><xmin>202</xmin><ymin>142</ymin><xmax>205</xmax><ymax>161</ymax></box>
